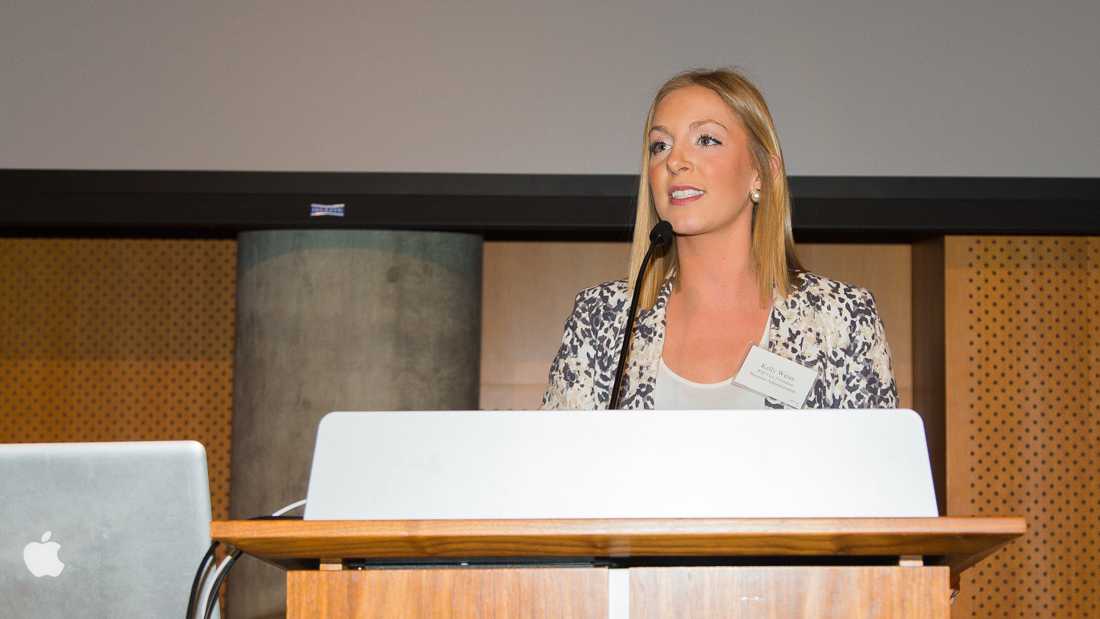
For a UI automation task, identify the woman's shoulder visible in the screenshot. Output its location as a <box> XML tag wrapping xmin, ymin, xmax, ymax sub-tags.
<box><xmin>571</xmin><ymin>278</ymin><xmax>630</xmax><ymax>307</ymax></box>
<box><xmin>790</xmin><ymin>271</ymin><xmax>880</xmax><ymax>316</ymax></box>
<box><xmin>558</xmin><ymin>279</ymin><xmax>632</xmax><ymax>334</ymax></box>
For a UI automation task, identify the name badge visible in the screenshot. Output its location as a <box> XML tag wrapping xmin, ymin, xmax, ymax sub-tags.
<box><xmin>733</xmin><ymin>346</ymin><xmax>817</xmax><ymax>408</ymax></box>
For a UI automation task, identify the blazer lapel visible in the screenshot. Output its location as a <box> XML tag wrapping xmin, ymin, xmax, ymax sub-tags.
<box><xmin>762</xmin><ymin>286</ymin><xmax>793</xmax><ymax>409</ymax></box>
<box><xmin>766</xmin><ymin>277</ymin><xmax>826</xmax><ymax>408</ymax></box>
<box><xmin>618</xmin><ymin>280</ymin><xmax>671</xmax><ymax>410</ymax></box>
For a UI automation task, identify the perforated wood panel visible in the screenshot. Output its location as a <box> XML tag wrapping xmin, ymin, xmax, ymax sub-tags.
<box><xmin>946</xmin><ymin>237</ymin><xmax>1098</xmax><ymax>618</ymax></box>
<box><xmin>0</xmin><ymin>238</ymin><xmax>236</xmax><ymax>519</ymax></box>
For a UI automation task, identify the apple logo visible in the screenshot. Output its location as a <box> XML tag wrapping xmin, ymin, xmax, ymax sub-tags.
<box><xmin>23</xmin><ymin>531</ymin><xmax>65</xmax><ymax>578</ymax></box>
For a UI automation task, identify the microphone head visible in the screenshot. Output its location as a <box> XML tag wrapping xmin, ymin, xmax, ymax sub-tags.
<box><xmin>649</xmin><ymin>220</ymin><xmax>674</xmax><ymax>249</ymax></box>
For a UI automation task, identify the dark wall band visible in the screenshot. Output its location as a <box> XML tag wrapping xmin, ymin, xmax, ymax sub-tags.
<box><xmin>2</xmin><ymin>170</ymin><xmax>1097</xmax><ymax>237</ymax></box>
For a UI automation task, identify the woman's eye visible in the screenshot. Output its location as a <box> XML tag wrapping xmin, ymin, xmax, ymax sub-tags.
<box><xmin>698</xmin><ymin>134</ymin><xmax>722</xmax><ymax>147</ymax></box>
<box><xmin>648</xmin><ymin>141</ymin><xmax>669</xmax><ymax>156</ymax></box>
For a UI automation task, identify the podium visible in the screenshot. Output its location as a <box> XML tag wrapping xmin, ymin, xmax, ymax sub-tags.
<box><xmin>212</xmin><ymin>516</ymin><xmax>1023</xmax><ymax>618</ymax></box>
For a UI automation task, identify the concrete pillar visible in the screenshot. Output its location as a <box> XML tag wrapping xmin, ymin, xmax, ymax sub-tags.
<box><xmin>227</xmin><ymin>230</ymin><xmax>482</xmax><ymax>618</ymax></box>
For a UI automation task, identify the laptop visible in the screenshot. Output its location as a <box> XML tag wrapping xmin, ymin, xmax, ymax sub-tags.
<box><xmin>0</xmin><ymin>441</ymin><xmax>218</xmax><ymax>618</ymax></box>
<box><xmin>304</xmin><ymin>409</ymin><xmax>938</xmax><ymax>520</ymax></box>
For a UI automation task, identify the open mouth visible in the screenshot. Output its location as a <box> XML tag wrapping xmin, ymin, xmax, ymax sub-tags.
<box><xmin>669</xmin><ymin>187</ymin><xmax>705</xmax><ymax>205</ymax></box>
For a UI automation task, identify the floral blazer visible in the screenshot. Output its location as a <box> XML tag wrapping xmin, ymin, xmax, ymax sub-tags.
<box><xmin>541</xmin><ymin>272</ymin><xmax>898</xmax><ymax>410</ymax></box>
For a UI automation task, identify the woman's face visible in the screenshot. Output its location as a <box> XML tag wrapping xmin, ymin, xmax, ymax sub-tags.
<box><xmin>648</xmin><ymin>85</ymin><xmax>760</xmax><ymax>238</ymax></box>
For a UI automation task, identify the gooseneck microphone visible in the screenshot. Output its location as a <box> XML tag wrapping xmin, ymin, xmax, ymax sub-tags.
<box><xmin>609</xmin><ymin>220</ymin><xmax>674</xmax><ymax>409</ymax></box>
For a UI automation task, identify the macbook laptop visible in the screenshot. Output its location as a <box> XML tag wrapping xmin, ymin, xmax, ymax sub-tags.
<box><xmin>304</xmin><ymin>409</ymin><xmax>938</xmax><ymax>520</ymax></box>
<box><xmin>0</xmin><ymin>441</ymin><xmax>217</xmax><ymax>618</ymax></box>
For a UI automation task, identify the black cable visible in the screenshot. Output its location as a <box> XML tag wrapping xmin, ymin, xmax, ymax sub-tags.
<box><xmin>186</xmin><ymin>541</ymin><xmax>218</xmax><ymax>619</ymax></box>
<box><xmin>187</xmin><ymin>510</ymin><xmax>304</xmax><ymax>618</ymax></box>
<box><xmin>202</xmin><ymin>549</ymin><xmax>242</xmax><ymax>619</ymax></box>
<box><xmin>609</xmin><ymin>220</ymin><xmax>673</xmax><ymax>408</ymax></box>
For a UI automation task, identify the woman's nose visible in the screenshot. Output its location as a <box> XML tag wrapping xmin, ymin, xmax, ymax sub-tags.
<box><xmin>666</xmin><ymin>147</ymin><xmax>691</xmax><ymax>174</ymax></box>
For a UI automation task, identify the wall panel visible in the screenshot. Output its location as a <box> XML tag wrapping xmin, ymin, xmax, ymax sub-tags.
<box><xmin>6</xmin><ymin>235</ymin><xmax>1092</xmax><ymax>617</ymax></box>
<box><xmin>946</xmin><ymin>236</ymin><xmax>1098</xmax><ymax>618</ymax></box>
<box><xmin>0</xmin><ymin>238</ymin><xmax>236</xmax><ymax>519</ymax></box>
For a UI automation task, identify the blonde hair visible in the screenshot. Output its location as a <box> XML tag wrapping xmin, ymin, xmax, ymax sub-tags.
<box><xmin>627</xmin><ymin>67</ymin><xmax>802</xmax><ymax>309</ymax></box>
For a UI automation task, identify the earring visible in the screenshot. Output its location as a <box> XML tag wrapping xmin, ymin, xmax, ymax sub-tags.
<box><xmin>750</xmin><ymin>189</ymin><xmax>761</xmax><ymax>204</ymax></box>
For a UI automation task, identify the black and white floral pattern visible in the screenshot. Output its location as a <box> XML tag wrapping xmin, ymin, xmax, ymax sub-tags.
<box><xmin>542</xmin><ymin>272</ymin><xmax>898</xmax><ymax>410</ymax></box>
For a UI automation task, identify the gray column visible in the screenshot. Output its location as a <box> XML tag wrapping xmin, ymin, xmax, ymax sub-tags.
<box><xmin>227</xmin><ymin>230</ymin><xmax>482</xmax><ymax>619</ymax></box>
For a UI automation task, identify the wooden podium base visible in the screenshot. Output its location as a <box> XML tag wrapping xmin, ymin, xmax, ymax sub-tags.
<box><xmin>287</xmin><ymin>565</ymin><xmax>949</xmax><ymax>618</ymax></box>
<box><xmin>288</xmin><ymin>568</ymin><xmax>607</xmax><ymax>618</ymax></box>
<box><xmin>215</xmin><ymin>517</ymin><xmax>1022</xmax><ymax>619</ymax></box>
<box><xmin>631</xmin><ymin>566</ymin><xmax>948</xmax><ymax>618</ymax></box>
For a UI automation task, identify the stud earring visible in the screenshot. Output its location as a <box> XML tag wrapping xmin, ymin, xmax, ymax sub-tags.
<box><xmin>750</xmin><ymin>189</ymin><xmax>761</xmax><ymax>204</ymax></box>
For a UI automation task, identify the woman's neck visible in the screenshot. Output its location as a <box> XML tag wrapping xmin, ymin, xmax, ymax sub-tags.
<box><xmin>673</xmin><ymin>224</ymin><xmax>765</xmax><ymax>311</ymax></box>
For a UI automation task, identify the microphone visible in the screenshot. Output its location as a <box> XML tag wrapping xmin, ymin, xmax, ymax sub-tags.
<box><xmin>609</xmin><ymin>220</ymin><xmax>674</xmax><ymax>409</ymax></box>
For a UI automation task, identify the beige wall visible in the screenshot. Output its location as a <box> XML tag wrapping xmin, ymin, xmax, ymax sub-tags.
<box><xmin>4</xmin><ymin>3</ymin><xmax>1097</xmax><ymax>176</ymax></box>
<box><xmin>480</xmin><ymin>241</ymin><xmax>913</xmax><ymax>410</ymax></box>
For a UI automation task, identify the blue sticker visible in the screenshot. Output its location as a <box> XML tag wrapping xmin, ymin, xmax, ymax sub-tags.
<box><xmin>310</xmin><ymin>203</ymin><xmax>346</xmax><ymax>217</ymax></box>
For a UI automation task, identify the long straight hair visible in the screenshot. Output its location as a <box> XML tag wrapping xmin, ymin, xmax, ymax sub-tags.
<box><xmin>627</xmin><ymin>68</ymin><xmax>802</xmax><ymax>309</ymax></box>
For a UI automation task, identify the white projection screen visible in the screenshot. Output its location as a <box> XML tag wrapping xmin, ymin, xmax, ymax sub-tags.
<box><xmin>2</xmin><ymin>1</ymin><xmax>1097</xmax><ymax>177</ymax></box>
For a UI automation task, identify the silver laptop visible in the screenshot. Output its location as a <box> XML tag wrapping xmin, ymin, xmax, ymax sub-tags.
<box><xmin>0</xmin><ymin>441</ymin><xmax>217</xmax><ymax>618</ymax></box>
<box><xmin>304</xmin><ymin>409</ymin><xmax>938</xmax><ymax>520</ymax></box>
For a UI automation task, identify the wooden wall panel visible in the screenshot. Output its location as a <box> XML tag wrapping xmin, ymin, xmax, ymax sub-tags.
<box><xmin>287</xmin><ymin>568</ymin><xmax>608</xmax><ymax>618</ymax></box>
<box><xmin>945</xmin><ymin>236</ymin><xmax>1098</xmax><ymax>618</ymax></box>
<box><xmin>913</xmin><ymin>238</ymin><xmax>947</xmax><ymax>514</ymax></box>
<box><xmin>0</xmin><ymin>238</ymin><xmax>236</xmax><ymax>519</ymax></box>
<box><xmin>480</xmin><ymin>241</ymin><xmax>630</xmax><ymax>409</ymax></box>
<box><xmin>480</xmin><ymin>241</ymin><xmax>913</xmax><ymax>410</ymax></box>
<box><xmin>630</xmin><ymin>566</ymin><xmax>949</xmax><ymax>618</ymax></box>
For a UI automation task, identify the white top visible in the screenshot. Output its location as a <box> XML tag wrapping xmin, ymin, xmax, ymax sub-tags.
<box><xmin>654</xmin><ymin>319</ymin><xmax>770</xmax><ymax>410</ymax></box>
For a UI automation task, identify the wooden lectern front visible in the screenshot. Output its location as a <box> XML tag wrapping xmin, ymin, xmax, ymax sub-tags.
<box><xmin>212</xmin><ymin>517</ymin><xmax>1023</xmax><ymax>618</ymax></box>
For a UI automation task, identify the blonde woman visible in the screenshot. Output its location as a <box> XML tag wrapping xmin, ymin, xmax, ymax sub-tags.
<box><xmin>542</xmin><ymin>68</ymin><xmax>897</xmax><ymax>410</ymax></box>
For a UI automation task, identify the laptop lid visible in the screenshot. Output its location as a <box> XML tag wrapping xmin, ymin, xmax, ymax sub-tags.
<box><xmin>304</xmin><ymin>409</ymin><xmax>938</xmax><ymax>520</ymax></box>
<box><xmin>0</xmin><ymin>441</ymin><xmax>216</xmax><ymax>618</ymax></box>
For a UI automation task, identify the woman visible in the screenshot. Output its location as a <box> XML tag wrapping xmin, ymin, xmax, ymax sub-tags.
<box><xmin>542</xmin><ymin>68</ymin><xmax>897</xmax><ymax>410</ymax></box>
